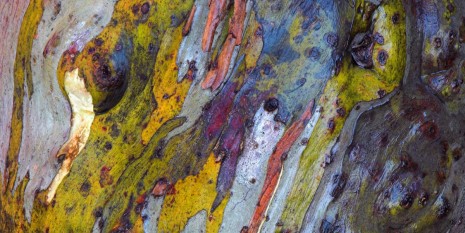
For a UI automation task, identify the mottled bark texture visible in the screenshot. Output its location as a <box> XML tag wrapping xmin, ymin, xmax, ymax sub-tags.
<box><xmin>1</xmin><ymin>0</ymin><xmax>465</xmax><ymax>232</ymax></box>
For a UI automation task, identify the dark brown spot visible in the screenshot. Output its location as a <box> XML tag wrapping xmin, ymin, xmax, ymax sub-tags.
<box><xmin>334</xmin><ymin>55</ymin><xmax>343</xmax><ymax>76</ymax></box>
<box><xmin>255</xmin><ymin>26</ymin><xmax>263</xmax><ymax>37</ymax></box>
<box><xmin>350</xmin><ymin>32</ymin><xmax>374</xmax><ymax>68</ymax></box>
<box><xmin>441</xmin><ymin>140</ymin><xmax>449</xmax><ymax>154</ymax></box>
<box><xmin>377</xmin><ymin>89</ymin><xmax>386</xmax><ymax>98</ymax></box>
<box><xmin>151</xmin><ymin>142</ymin><xmax>165</xmax><ymax>159</ymax></box>
<box><xmin>245</xmin><ymin>119</ymin><xmax>254</xmax><ymax>128</ymax></box>
<box><xmin>79</xmin><ymin>180</ymin><xmax>91</xmax><ymax>197</ymax></box>
<box><xmin>301</xmin><ymin>138</ymin><xmax>309</xmax><ymax>145</ymax></box>
<box><xmin>419</xmin><ymin>191</ymin><xmax>429</xmax><ymax>206</ymax></box>
<box><xmin>451</xmin><ymin>79</ymin><xmax>463</xmax><ymax>92</ymax></box>
<box><xmin>262</xmin><ymin>64</ymin><xmax>272</xmax><ymax>75</ymax></box>
<box><xmin>436</xmin><ymin>170</ymin><xmax>446</xmax><ymax>183</ymax></box>
<box><xmin>115</xmin><ymin>44</ymin><xmax>122</xmax><ymax>51</ymax></box>
<box><xmin>293</xmin><ymin>35</ymin><xmax>303</xmax><ymax>44</ymax></box>
<box><xmin>104</xmin><ymin>142</ymin><xmax>112</xmax><ymax>150</ymax></box>
<box><xmin>99</xmin><ymin>166</ymin><xmax>113</xmax><ymax>188</ymax></box>
<box><xmin>420</xmin><ymin>121</ymin><xmax>439</xmax><ymax>140</ymax></box>
<box><xmin>377</xmin><ymin>50</ymin><xmax>388</xmax><ymax>66</ymax></box>
<box><xmin>336</xmin><ymin>107</ymin><xmax>346</xmax><ymax>117</ymax></box>
<box><xmin>183</xmin><ymin>60</ymin><xmax>198</xmax><ymax>80</ymax></box>
<box><xmin>304</xmin><ymin>47</ymin><xmax>320</xmax><ymax>60</ymax></box>
<box><xmin>141</xmin><ymin>2</ymin><xmax>150</xmax><ymax>14</ymax></box>
<box><xmin>377</xmin><ymin>132</ymin><xmax>389</xmax><ymax>147</ymax></box>
<box><xmin>132</xmin><ymin>4</ymin><xmax>139</xmax><ymax>14</ymax></box>
<box><xmin>94</xmin><ymin>38</ymin><xmax>104</xmax><ymax>47</ymax></box>
<box><xmin>92</xmin><ymin>53</ymin><xmax>100</xmax><ymax>61</ymax></box>
<box><xmin>139</xmin><ymin>74</ymin><xmax>148</xmax><ymax>81</ymax></box>
<box><xmin>449</xmin><ymin>30</ymin><xmax>457</xmax><ymax>43</ymax></box>
<box><xmin>391</xmin><ymin>13</ymin><xmax>400</xmax><ymax>24</ymax></box>
<box><xmin>148</xmin><ymin>43</ymin><xmax>155</xmax><ymax>54</ymax></box>
<box><xmin>93</xmin><ymin>207</ymin><xmax>103</xmax><ymax>218</ymax></box>
<box><xmin>94</xmin><ymin>63</ymin><xmax>125</xmax><ymax>91</ymax></box>
<box><xmin>264</xmin><ymin>98</ymin><xmax>279</xmax><ymax>112</ymax></box>
<box><xmin>400</xmin><ymin>151</ymin><xmax>417</xmax><ymax>170</ymax></box>
<box><xmin>434</xmin><ymin>37</ymin><xmax>442</xmax><ymax>48</ymax></box>
<box><xmin>369</xmin><ymin>163</ymin><xmax>382</xmax><ymax>182</ymax></box>
<box><xmin>323</xmin><ymin>153</ymin><xmax>331</xmax><ymax>166</ymax></box>
<box><xmin>330</xmin><ymin>173</ymin><xmax>347</xmax><ymax>199</ymax></box>
<box><xmin>53</xmin><ymin>2</ymin><xmax>61</xmax><ymax>16</ymax></box>
<box><xmin>327</xmin><ymin>118</ymin><xmax>335</xmax><ymax>133</ymax></box>
<box><xmin>453</xmin><ymin>148</ymin><xmax>462</xmax><ymax>161</ymax></box>
<box><xmin>373</xmin><ymin>32</ymin><xmax>384</xmax><ymax>45</ymax></box>
<box><xmin>325</xmin><ymin>33</ymin><xmax>338</xmax><ymax>48</ymax></box>
<box><xmin>447</xmin><ymin>3</ymin><xmax>455</xmax><ymax>13</ymax></box>
<box><xmin>57</xmin><ymin>154</ymin><xmax>66</xmax><ymax>163</ymax></box>
<box><xmin>400</xmin><ymin>192</ymin><xmax>413</xmax><ymax>209</ymax></box>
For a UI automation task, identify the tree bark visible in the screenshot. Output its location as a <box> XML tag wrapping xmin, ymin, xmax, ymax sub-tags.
<box><xmin>1</xmin><ymin>0</ymin><xmax>465</xmax><ymax>232</ymax></box>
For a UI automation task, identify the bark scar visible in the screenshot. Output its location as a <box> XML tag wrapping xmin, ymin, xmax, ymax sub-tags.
<box><xmin>46</xmin><ymin>68</ymin><xmax>95</xmax><ymax>203</ymax></box>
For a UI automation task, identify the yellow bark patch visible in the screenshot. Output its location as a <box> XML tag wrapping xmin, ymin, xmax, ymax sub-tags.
<box><xmin>158</xmin><ymin>154</ymin><xmax>229</xmax><ymax>233</ymax></box>
<box><xmin>141</xmin><ymin>26</ymin><xmax>192</xmax><ymax>144</ymax></box>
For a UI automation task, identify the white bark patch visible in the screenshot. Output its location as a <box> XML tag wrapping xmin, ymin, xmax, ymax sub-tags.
<box><xmin>13</xmin><ymin>0</ymin><xmax>116</xmax><ymax>221</ymax></box>
<box><xmin>46</xmin><ymin>68</ymin><xmax>94</xmax><ymax>203</ymax></box>
<box><xmin>181</xmin><ymin>210</ymin><xmax>207</xmax><ymax>233</ymax></box>
<box><xmin>0</xmin><ymin>0</ymin><xmax>30</xmax><ymax>184</ymax></box>
<box><xmin>141</xmin><ymin>195</ymin><xmax>165</xmax><ymax>233</ymax></box>
<box><xmin>220</xmin><ymin>105</ymin><xmax>284</xmax><ymax>232</ymax></box>
<box><xmin>261</xmin><ymin>107</ymin><xmax>321</xmax><ymax>232</ymax></box>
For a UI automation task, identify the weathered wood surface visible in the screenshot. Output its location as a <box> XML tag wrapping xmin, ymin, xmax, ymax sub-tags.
<box><xmin>1</xmin><ymin>0</ymin><xmax>465</xmax><ymax>232</ymax></box>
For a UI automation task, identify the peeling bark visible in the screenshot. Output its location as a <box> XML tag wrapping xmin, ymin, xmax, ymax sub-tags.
<box><xmin>1</xmin><ymin>0</ymin><xmax>465</xmax><ymax>232</ymax></box>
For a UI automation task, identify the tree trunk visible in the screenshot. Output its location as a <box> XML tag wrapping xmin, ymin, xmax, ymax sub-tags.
<box><xmin>1</xmin><ymin>0</ymin><xmax>465</xmax><ymax>232</ymax></box>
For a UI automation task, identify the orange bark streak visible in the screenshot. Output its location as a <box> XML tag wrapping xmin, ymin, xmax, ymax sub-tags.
<box><xmin>202</xmin><ymin>35</ymin><xmax>236</xmax><ymax>90</ymax></box>
<box><xmin>202</xmin><ymin>0</ymin><xmax>228</xmax><ymax>52</ymax></box>
<box><xmin>201</xmin><ymin>0</ymin><xmax>248</xmax><ymax>90</ymax></box>
<box><xmin>230</xmin><ymin>0</ymin><xmax>247</xmax><ymax>45</ymax></box>
<box><xmin>247</xmin><ymin>100</ymin><xmax>315</xmax><ymax>233</ymax></box>
<box><xmin>182</xmin><ymin>5</ymin><xmax>197</xmax><ymax>36</ymax></box>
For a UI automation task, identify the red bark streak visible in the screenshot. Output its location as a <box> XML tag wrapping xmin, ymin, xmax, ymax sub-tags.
<box><xmin>205</xmin><ymin>83</ymin><xmax>237</xmax><ymax>139</ymax></box>
<box><xmin>202</xmin><ymin>0</ymin><xmax>228</xmax><ymax>52</ymax></box>
<box><xmin>182</xmin><ymin>5</ymin><xmax>197</xmax><ymax>36</ymax></box>
<box><xmin>43</xmin><ymin>32</ymin><xmax>60</xmax><ymax>58</ymax></box>
<box><xmin>247</xmin><ymin>100</ymin><xmax>315</xmax><ymax>233</ymax></box>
